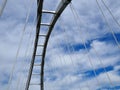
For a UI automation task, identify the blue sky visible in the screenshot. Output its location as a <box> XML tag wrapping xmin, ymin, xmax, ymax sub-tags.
<box><xmin>0</xmin><ymin>0</ymin><xmax>120</xmax><ymax>90</ymax></box>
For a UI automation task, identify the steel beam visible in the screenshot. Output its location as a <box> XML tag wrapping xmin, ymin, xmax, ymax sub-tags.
<box><xmin>30</xmin><ymin>83</ymin><xmax>41</xmax><ymax>85</ymax></box>
<box><xmin>42</xmin><ymin>10</ymin><xmax>56</xmax><ymax>14</ymax></box>
<box><xmin>39</xmin><ymin>34</ymin><xmax>46</xmax><ymax>37</ymax></box>
<box><xmin>36</xmin><ymin>55</ymin><xmax>42</xmax><ymax>56</ymax></box>
<box><xmin>37</xmin><ymin>45</ymin><xmax>44</xmax><ymax>47</ymax></box>
<box><xmin>32</xmin><ymin>73</ymin><xmax>40</xmax><ymax>75</ymax></box>
<box><xmin>25</xmin><ymin>0</ymin><xmax>43</xmax><ymax>90</ymax></box>
<box><xmin>25</xmin><ymin>0</ymin><xmax>71</xmax><ymax>90</ymax></box>
<box><xmin>34</xmin><ymin>64</ymin><xmax>41</xmax><ymax>66</ymax></box>
<box><xmin>40</xmin><ymin>23</ymin><xmax>51</xmax><ymax>26</ymax></box>
<box><xmin>40</xmin><ymin>0</ymin><xmax>72</xmax><ymax>90</ymax></box>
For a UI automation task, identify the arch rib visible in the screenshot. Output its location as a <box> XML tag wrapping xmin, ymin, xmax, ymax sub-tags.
<box><xmin>41</xmin><ymin>0</ymin><xmax>72</xmax><ymax>90</ymax></box>
<box><xmin>25</xmin><ymin>0</ymin><xmax>71</xmax><ymax>90</ymax></box>
<box><xmin>25</xmin><ymin>0</ymin><xmax>43</xmax><ymax>90</ymax></box>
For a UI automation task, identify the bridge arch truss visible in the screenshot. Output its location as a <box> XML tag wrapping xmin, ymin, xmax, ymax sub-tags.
<box><xmin>25</xmin><ymin>0</ymin><xmax>72</xmax><ymax>90</ymax></box>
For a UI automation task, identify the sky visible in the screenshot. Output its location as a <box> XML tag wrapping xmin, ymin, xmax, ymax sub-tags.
<box><xmin>0</xmin><ymin>0</ymin><xmax>120</xmax><ymax>90</ymax></box>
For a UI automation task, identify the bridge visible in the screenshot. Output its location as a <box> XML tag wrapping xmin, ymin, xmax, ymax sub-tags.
<box><xmin>0</xmin><ymin>0</ymin><xmax>120</xmax><ymax>90</ymax></box>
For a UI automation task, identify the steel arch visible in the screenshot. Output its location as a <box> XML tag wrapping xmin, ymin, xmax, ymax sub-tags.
<box><xmin>25</xmin><ymin>0</ymin><xmax>71</xmax><ymax>90</ymax></box>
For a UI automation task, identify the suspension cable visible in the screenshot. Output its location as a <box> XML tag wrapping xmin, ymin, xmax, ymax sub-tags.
<box><xmin>20</xmin><ymin>29</ymin><xmax>36</xmax><ymax>90</ymax></box>
<box><xmin>70</xmin><ymin>2</ymin><xmax>114</xmax><ymax>87</ymax></box>
<box><xmin>25</xmin><ymin>0</ymin><xmax>44</xmax><ymax>89</ymax></box>
<box><xmin>67</xmin><ymin>4</ymin><xmax>93</xmax><ymax>89</ymax></box>
<box><xmin>95</xmin><ymin>0</ymin><xmax>120</xmax><ymax>84</ymax></box>
<box><xmin>6</xmin><ymin>0</ymin><xmax>35</xmax><ymax>90</ymax></box>
<box><xmin>58</xmin><ymin>17</ymin><xmax>83</xmax><ymax>90</ymax></box>
<box><xmin>101</xmin><ymin>0</ymin><xmax>120</xmax><ymax>29</ymax></box>
<box><xmin>69</xmin><ymin>3</ymin><xmax>100</xmax><ymax>86</ymax></box>
<box><xmin>60</xmin><ymin>15</ymin><xmax>90</xmax><ymax>90</ymax></box>
<box><xmin>45</xmin><ymin>32</ymin><xmax>73</xmax><ymax>90</ymax></box>
<box><xmin>0</xmin><ymin>0</ymin><xmax>7</xmax><ymax>16</ymax></box>
<box><xmin>18</xmin><ymin>31</ymin><xmax>36</xmax><ymax>90</ymax></box>
<box><xmin>16</xmin><ymin>9</ymin><xmax>37</xmax><ymax>90</ymax></box>
<box><xmin>59</xmin><ymin>17</ymin><xmax>89</xmax><ymax>90</ymax></box>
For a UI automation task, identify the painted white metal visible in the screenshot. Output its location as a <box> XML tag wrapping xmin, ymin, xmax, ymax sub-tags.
<box><xmin>42</xmin><ymin>10</ymin><xmax>56</xmax><ymax>14</ymax></box>
<box><xmin>40</xmin><ymin>23</ymin><xmax>50</xmax><ymax>26</ymax></box>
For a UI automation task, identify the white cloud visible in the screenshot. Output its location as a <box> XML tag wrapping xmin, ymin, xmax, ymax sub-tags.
<box><xmin>0</xmin><ymin>0</ymin><xmax>120</xmax><ymax>90</ymax></box>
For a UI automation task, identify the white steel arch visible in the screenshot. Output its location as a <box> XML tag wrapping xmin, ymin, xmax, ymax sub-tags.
<box><xmin>25</xmin><ymin>0</ymin><xmax>72</xmax><ymax>90</ymax></box>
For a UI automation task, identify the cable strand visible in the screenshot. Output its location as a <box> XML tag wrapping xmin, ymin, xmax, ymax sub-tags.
<box><xmin>6</xmin><ymin>0</ymin><xmax>35</xmax><ymax>89</ymax></box>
